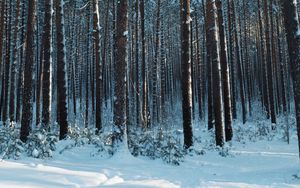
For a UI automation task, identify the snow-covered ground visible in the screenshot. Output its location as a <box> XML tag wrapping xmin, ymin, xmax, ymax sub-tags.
<box><xmin>0</xmin><ymin>126</ymin><xmax>300</xmax><ymax>188</ymax></box>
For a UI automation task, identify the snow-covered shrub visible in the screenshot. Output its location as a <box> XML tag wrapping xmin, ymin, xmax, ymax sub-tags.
<box><xmin>138</xmin><ymin>132</ymin><xmax>161</xmax><ymax>159</ymax></box>
<box><xmin>90</xmin><ymin>133</ymin><xmax>114</xmax><ymax>157</ymax></box>
<box><xmin>134</xmin><ymin>130</ymin><xmax>184</xmax><ymax>165</ymax></box>
<box><xmin>127</xmin><ymin>131</ymin><xmax>140</xmax><ymax>157</ymax></box>
<box><xmin>202</xmin><ymin>129</ymin><xmax>218</xmax><ymax>150</ymax></box>
<box><xmin>127</xmin><ymin>129</ymin><xmax>161</xmax><ymax>159</ymax></box>
<box><xmin>0</xmin><ymin>125</ymin><xmax>24</xmax><ymax>160</ymax></box>
<box><xmin>233</xmin><ymin>120</ymin><xmax>274</xmax><ymax>143</ymax></box>
<box><xmin>256</xmin><ymin>121</ymin><xmax>271</xmax><ymax>138</ymax></box>
<box><xmin>234</xmin><ymin>125</ymin><xmax>252</xmax><ymax>143</ymax></box>
<box><xmin>217</xmin><ymin>145</ymin><xmax>233</xmax><ymax>157</ymax></box>
<box><xmin>160</xmin><ymin>135</ymin><xmax>184</xmax><ymax>165</ymax></box>
<box><xmin>26</xmin><ymin>129</ymin><xmax>58</xmax><ymax>158</ymax></box>
<box><xmin>66</xmin><ymin>126</ymin><xmax>91</xmax><ymax>146</ymax></box>
<box><xmin>185</xmin><ymin>147</ymin><xmax>206</xmax><ymax>156</ymax></box>
<box><xmin>60</xmin><ymin>126</ymin><xmax>113</xmax><ymax>157</ymax></box>
<box><xmin>293</xmin><ymin>172</ymin><xmax>300</xmax><ymax>180</ymax></box>
<box><xmin>59</xmin><ymin>126</ymin><xmax>92</xmax><ymax>153</ymax></box>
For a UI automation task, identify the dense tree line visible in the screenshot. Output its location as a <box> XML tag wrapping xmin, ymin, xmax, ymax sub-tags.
<box><xmin>0</xmin><ymin>0</ymin><xmax>300</xmax><ymax>156</ymax></box>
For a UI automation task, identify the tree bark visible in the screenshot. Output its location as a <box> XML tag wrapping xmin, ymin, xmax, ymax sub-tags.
<box><xmin>55</xmin><ymin>0</ymin><xmax>68</xmax><ymax>140</ymax></box>
<box><xmin>281</xmin><ymin>0</ymin><xmax>300</xmax><ymax>158</ymax></box>
<box><xmin>206</xmin><ymin>0</ymin><xmax>225</xmax><ymax>147</ymax></box>
<box><xmin>216</xmin><ymin>0</ymin><xmax>233</xmax><ymax>141</ymax></box>
<box><xmin>41</xmin><ymin>0</ymin><xmax>53</xmax><ymax>128</ymax></box>
<box><xmin>181</xmin><ymin>0</ymin><xmax>193</xmax><ymax>149</ymax></box>
<box><xmin>9</xmin><ymin>0</ymin><xmax>21</xmax><ymax>123</ymax></box>
<box><xmin>20</xmin><ymin>0</ymin><xmax>36</xmax><ymax>142</ymax></box>
<box><xmin>93</xmin><ymin>0</ymin><xmax>102</xmax><ymax>133</ymax></box>
<box><xmin>114</xmin><ymin>0</ymin><xmax>128</xmax><ymax>143</ymax></box>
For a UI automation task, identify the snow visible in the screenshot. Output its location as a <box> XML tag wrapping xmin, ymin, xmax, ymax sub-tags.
<box><xmin>31</xmin><ymin>149</ymin><xmax>39</xmax><ymax>158</ymax></box>
<box><xmin>186</xmin><ymin>16</ymin><xmax>192</xmax><ymax>24</ymax></box>
<box><xmin>0</xmin><ymin>131</ymin><xmax>299</xmax><ymax>187</ymax></box>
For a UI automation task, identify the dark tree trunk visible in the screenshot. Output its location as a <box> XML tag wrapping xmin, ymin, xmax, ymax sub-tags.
<box><xmin>140</xmin><ymin>0</ymin><xmax>149</xmax><ymax>129</ymax></box>
<box><xmin>15</xmin><ymin>0</ymin><xmax>26</xmax><ymax>123</ymax></box>
<box><xmin>258</xmin><ymin>0</ymin><xmax>270</xmax><ymax>118</ymax></box>
<box><xmin>206</xmin><ymin>0</ymin><xmax>225</xmax><ymax>147</ymax></box>
<box><xmin>55</xmin><ymin>0</ymin><xmax>68</xmax><ymax>140</ymax></box>
<box><xmin>281</xmin><ymin>0</ymin><xmax>300</xmax><ymax>158</ymax></box>
<box><xmin>20</xmin><ymin>0</ymin><xmax>36</xmax><ymax>142</ymax></box>
<box><xmin>2</xmin><ymin>0</ymin><xmax>12</xmax><ymax>124</ymax></box>
<box><xmin>9</xmin><ymin>0</ymin><xmax>21</xmax><ymax>123</ymax></box>
<box><xmin>135</xmin><ymin>0</ymin><xmax>140</xmax><ymax>127</ymax></box>
<box><xmin>264</xmin><ymin>0</ymin><xmax>276</xmax><ymax>126</ymax></box>
<box><xmin>93</xmin><ymin>0</ymin><xmax>102</xmax><ymax>133</ymax></box>
<box><xmin>152</xmin><ymin>0</ymin><xmax>161</xmax><ymax>126</ymax></box>
<box><xmin>216</xmin><ymin>0</ymin><xmax>233</xmax><ymax>142</ymax></box>
<box><xmin>41</xmin><ymin>0</ymin><xmax>53</xmax><ymax>128</ymax></box>
<box><xmin>227</xmin><ymin>0</ymin><xmax>237</xmax><ymax>120</ymax></box>
<box><xmin>232</xmin><ymin>0</ymin><xmax>247</xmax><ymax>124</ymax></box>
<box><xmin>0</xmin><ymin>1</ymin><xmax>5</xmax><ymax>121</ymax></box>
<box><xmin>181</xmin><ymin>0</ymin><xmax>193</xmax><ymax>149</ymax></box>
<box><xmin>114</xmin><ymin>0</ymin><xmax>128</xmax><ymax>144</ymax></box>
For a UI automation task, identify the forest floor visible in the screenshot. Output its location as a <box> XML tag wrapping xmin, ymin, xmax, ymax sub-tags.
<box><xmin>0</xmin><ymin>120</ymin><xmax>300</xmax><ymax>188</ymax></box>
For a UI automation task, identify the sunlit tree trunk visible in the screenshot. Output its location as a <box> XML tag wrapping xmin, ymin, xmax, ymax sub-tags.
<box><xmin>93</xmin><ymin>0</ymin><xmax>102</xmax><ymax>133</ymax></box>
<box><xmin>206</xmin><ymin>0</ymin><xmax>225</xmax><ymax>147</ymax></box>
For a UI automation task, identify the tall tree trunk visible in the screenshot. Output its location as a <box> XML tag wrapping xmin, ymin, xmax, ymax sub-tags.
<box><xmin>264</xmin><ymin>0</ymin><xmax>276</xmax><ymax>126</ymax></box>
<box><xmin>281</xmin><ymin>0</ymin><xmax>300</xmax><ymax>158</ymax></box>
<box><xmin>114</xmin><ymin>0</ymin><xmax>128</xmax><ymax>144</ymax></box>
<box><xmin>152</xmin><ymin>0</ymin><xmax>161</xmax><ymax>126</ymax></box>
<box><xmin>181</xmin><ymin>0</ymin><xmax>193</xmax><ymax>149</ymax></box>
<box><xmin>2</xmin><ymin>0</ymin><xmax>12</xmax><ymax>124</ymax></box>
<box><xmin>93</xmin><ymin>0</ymin><xmax>102</xmax><ymax>133</ymax></box>
<box><xmin>195</xmin><ymin>13</ymin><xmax>204</xmax><ymax>121</ymax></box>
<box><xmin>216</xmin><ymin>0</ymin><xmax>233</xmax><ymax>141</ymax></box>
<box><xmin>9</xmin><ymin>0</ymin><xmax>21</xmax><ymax>123</ymax></box>
<box><xmin>102</xmin><ymin>1</ymin><xmax>109</xmax><ymax>107</ymax></box>
<box><xmin>55</xmin><ymin>0</ymin><xmax>68</xmax><ymax>140</ymax></box>
<box><xmin>140</xmin><ymin>0</ymin><xmax>149</xmax><ymax>129</ymax></box>
<box><xmin>20</xmin><ymin>0</ymin><xmax>36</xmax><ymax>142</ymax></box>
<box><xmin>135</xmin><ymin>0</ymin><xmax>140</xmax><ymax>127</ymax></box>
<box><xmin>227</xmin><ymin>0</ymin><xmax>237</xmax><ymax>119</ymax></box>
<box><xmin>258</xmin><ymin>0</ymin><xmax>270</xmax><ymax>118</ymax></box>
<box><xmin>85</xmin><ymin>4</ymin><xmax>91</xmax><ymax>128</ymax></box>
<box><xmin>0</xmin><ymin>1</ymin><xmax>5</xmax><ymax>121</ymax></box>
<box><xmin>206</xmin><ymin>0</ymin><xmax>225</xmax><ymax>147</ymax></box>
<box><xmin>41</xmin><ymin>0</ymin><xmax>53</xmax><ymax>128</ymax></box>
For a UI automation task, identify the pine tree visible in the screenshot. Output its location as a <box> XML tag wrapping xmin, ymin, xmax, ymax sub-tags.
<box><xmin>281</xmin><ymin>0</ymin><xmax>300</xmax><ymax>157</ymax></box>
<box><xmin>113</xmin><ymin>0</ymin><xmax>128</xmax><ymax>144</ymax></box>
<box><xmin>2</xmin><ymin>0</ymin><xmax>12</xmax><ymax>124</ymax></box>
<box><xmin>9</xmin><ymin>0</ymin><xmax>21</xmax><ymax>123</ymax></box>
<box><xmin>41</xmin><ymin>0</ymin><xmax>53</xmax><ymax>127</ymax></box>
<box><xmin>140</xmin><ymin>0</ymin><xmax>149</xmax><ymax>129</ymax></box>
<box><xmin>55</xmin><ymin>0</ymin><xmax>68</xmax><ymax>140</ymax></box>
<box><xmin>152</xmin><ymin>0</ymin><xmax>161</xmax><ymax>126</ymax></box>
<box><xmin>216</xmin><ymin>0</ymin><xmax>233</xmax><ymax>141</ymax></box>
<box><xmin>263</xmin><ymin>0</ymin><xmax>276</xmax><ymax>126</ymax></box>
<box><xmin>93</xmin><ymin>0</ymin><xmax>102</xmax><ymax>133</ymax></box>
<box><xmin>181</xmin><ymin>0</ymin><xmax>193</xmax><ymax>149</ymax></box>
<box><xmin>20</xmin><ymin>0</ymin><xmax>36</xmax><ymax>142</ymax></box>
<box><xmin>206</xmin><ymin>0</ymin><xmax>225</xmax><ymax>147</ymax></box>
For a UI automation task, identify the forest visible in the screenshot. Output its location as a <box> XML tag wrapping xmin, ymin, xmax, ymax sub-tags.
<box><xmin>0</xmin><ymin>0</ymin><xmax>300</xmax><ymax>186</ymax></box>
